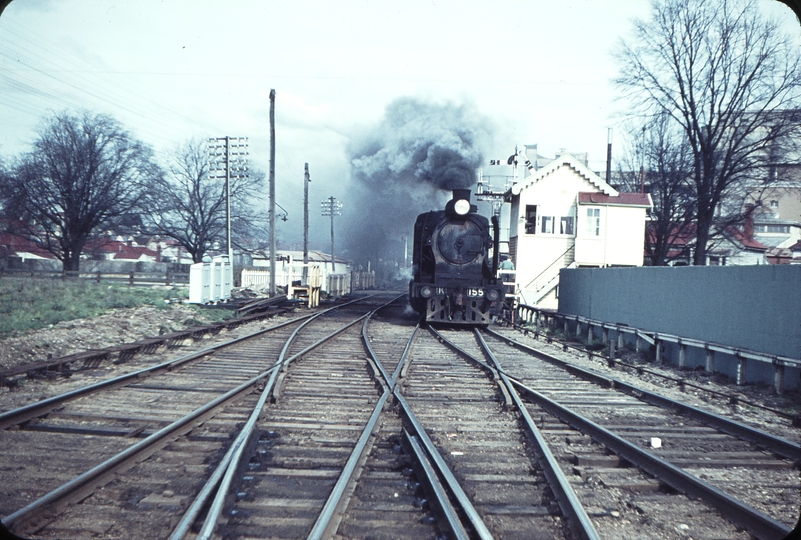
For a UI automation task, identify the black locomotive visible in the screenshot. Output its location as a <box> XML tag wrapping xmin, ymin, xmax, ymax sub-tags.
<box><xmin>409</xmin><ymin>189</ymin><xmax>504</xmax><ymax>325</ymax></box>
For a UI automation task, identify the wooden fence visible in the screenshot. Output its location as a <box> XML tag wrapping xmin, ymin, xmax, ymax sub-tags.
<box><xmin>0</xmin><ymin>267</ymin><xmax>190</xmax><ymax>286</ymax></box>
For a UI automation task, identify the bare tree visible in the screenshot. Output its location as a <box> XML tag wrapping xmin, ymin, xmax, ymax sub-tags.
<box><xmin>0</xmin><ymin>111</ymin><xmax>158</xmax><ymax>271</ymax></box>
<box><xmin>618</xmin><ymin>114</ymin><xmax>696</xmax><ymax>265</ymax></box>
<box><xmin>143</xmin><ymin>139</ymin><xmax>264</xmax><ymax>263</ymax></box>
<box><xmin>615</xmin><ymin>0</ymin><xmax>801</xmax><ymax>265</ymax></box>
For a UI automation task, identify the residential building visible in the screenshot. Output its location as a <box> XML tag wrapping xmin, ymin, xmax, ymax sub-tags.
<box><xmin>505</xmin><ymin>151</ymin><xmax>652</xmax><ymax>308</ymax></box>
<box><xmin>0</xmin><ymin>231</ymin><xmax>59</xmax><ymax>267</ymax></box>
<box><xmin>647</xmin><ymin>220</ymin><xmax>770</xmax><ymax>266</ymax></box>
<box><xmin>88</xmin><ymin>238</ymin><xmax>160</xmax><ymax>263</ymax></box>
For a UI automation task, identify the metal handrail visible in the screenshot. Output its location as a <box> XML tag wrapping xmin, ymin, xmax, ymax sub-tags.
<box><xmin>516</xmin><ymin>305</ymin><xmax>801</xmax><ymax>369</ymax></box>
<box><xmin>522</xmin><ymin>243</ymin><xmax>575</xmax><ymax>291</ymax></box>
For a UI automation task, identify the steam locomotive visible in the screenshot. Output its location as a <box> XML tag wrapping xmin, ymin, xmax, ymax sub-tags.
<box><xmin>408</xmin><ymin>189</ymin><xmax>505</xmax><ymax>325</ymax></box>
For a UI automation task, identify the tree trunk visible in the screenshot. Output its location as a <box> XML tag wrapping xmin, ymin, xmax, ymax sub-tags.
<box><xmin>693</xmin><ymin>218</ymin><xmax>711</xmax><ymax>265</ymax></box>
<box><xmin>62</xmin><ymin>250</ymin><xmax>82</xmax><ymax>273</ymax></box>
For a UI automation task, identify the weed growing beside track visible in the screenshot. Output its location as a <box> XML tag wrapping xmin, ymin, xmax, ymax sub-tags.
<box><xmin>0</xmin><ymin>278</ymin><xmax>192</xmax><ymax>338</ymax></box>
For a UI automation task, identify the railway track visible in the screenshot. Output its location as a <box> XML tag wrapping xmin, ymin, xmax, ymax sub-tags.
<box><xmin>438</xmin><ymin>326</ymin><xmax>798</xmax><ymax>539</ymax></box>
<box><xmin>1</xmin><ymin>297</ymin><xmax>797</xmax><ymax>539</ymax></box>
<box><xmin>0</xmin><ymin>308</ymin><xmax>317</xmax><ymax>538</ymax></box>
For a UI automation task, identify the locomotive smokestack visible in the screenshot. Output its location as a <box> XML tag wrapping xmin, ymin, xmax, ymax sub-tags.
<box><xmin>452</xmin><ymin>189</ymin><xmax>471</xmax><ymax>203</ymax></box>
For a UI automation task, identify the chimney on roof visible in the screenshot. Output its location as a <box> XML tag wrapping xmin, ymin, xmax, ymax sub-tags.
<box><xmin>744</xmin><ymin>204</ymin><xmax>755</xmax><ymax>240</ymax></box>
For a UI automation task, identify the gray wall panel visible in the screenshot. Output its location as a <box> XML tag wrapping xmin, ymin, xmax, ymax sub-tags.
<box><xmin>558</xmin><ymin>265</ymin><xmax>801</xmax><ymax>360</ymax></box>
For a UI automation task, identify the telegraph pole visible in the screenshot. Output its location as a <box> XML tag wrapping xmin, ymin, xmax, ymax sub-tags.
<box><xmin>303</xmin><ymin>163</ymin><xmax>310</xmax><ymax>284</ymax></box>
<box><xmin>208</xmin><ymin>136</ymin><xmax>248</xmax><ymax>261</ymax></box>
<box><xmin>321</xmin><ymin>196</ymin><xmax>342</xmax><ymax>274</ymax></box>
<box><xmin>605</xmin><ymin>127</ymin><xmax>613</xmax><ymax>186</ymax></box>
<box><xmin>269</xmin><ymin>89</ymin><xmax>276</xmax><ymax>296</ymax></box>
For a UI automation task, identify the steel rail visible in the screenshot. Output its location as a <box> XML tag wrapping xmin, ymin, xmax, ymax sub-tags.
<box><xmin>509</xmin><ymin>378</ymin><xmax>792</xmax><ymax>540</ymax></box>
<box><xmin>486</xmin><ymin>329</ymin><xmax>801</xmax><ymax>461</ymax></box>
<box><xmin>2</xmin><ymin>365</ymin><xmax>278</xmax><ymax>530</ymax></box>
<box><xmin>367</xmin><ymin>322</ymin><xmax>476</xmax><ymax>537</ymax></box>
<box><xmin>392</xmin><ymin>391</ymin><xmax>494</xmax><ymax>540</ymax></box>
<box><xmin>192</xmin><ymin>298</ymin><xmax>381</xmax><ymax>540</ymax></box>
<box><xmin>3</xmin><ymin>296</ymin><xmax>379</xmax><ymax>538</ymax></box>
<box><xmin>386</xmin><ymin>327</ymin><xmax>494</xmax><ymax>540</ymax></box>
<box><xmin>307</xmin><ymin>386</ymin><xmax>391</xmax><ymax>539</ymax></box>
<box><xmin>430</xmin><ymin>326</ymin><xmax>598</xmax><ymax>540</ymax></box>
<box><xmin>360</xmin><ymin>321</ymin><xmax>490</xmax><ymax>539</ymax></box>
<box><xmin>403</xmin><ymin>430</ymin><xmax>471</xmax><ymax>540</ymax></box>
<box><xmin>170</xmin><ymin>306</ymin><xmax>344</xmax><ymax>540</ymax></box>
<box><xmin>307</xmin><ymin>294</ymin><xmax>405</xmax><ymax>539</ymax></box>
<box><xmin>0</xmin><ymin>313</ymin><xmax>314</xmax><ymax>430</ymax></box>
<box><xmin>0</xmin><ymin>301</ymin><xmax>294</xmax><ymax>387</ymax></box>
<box><xmin>473</xmin><ymin>329</ymin><xmax>601</xmax><ymax>540</ymax></box>
<box><xmin>309</xmin><ymin>294</ymin><xmax>483</xmax><ymax>540</ymax></box>
<box><xmin>503</xmin><ymin>314</ymin><xmax>799</xmax><ymax>420</ymax></box>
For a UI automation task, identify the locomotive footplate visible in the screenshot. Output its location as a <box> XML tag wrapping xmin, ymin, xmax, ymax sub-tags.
<box><xmin>413</xmin><ymin>284</ymin><xmax>503</xmax><ymax>325</ymax></box>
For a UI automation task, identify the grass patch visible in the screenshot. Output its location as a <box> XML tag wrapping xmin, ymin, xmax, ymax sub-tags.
<box><xmin>0</xmin><ymin>277</ymin><xmax>190</xmax><ymax>338</ymax></box>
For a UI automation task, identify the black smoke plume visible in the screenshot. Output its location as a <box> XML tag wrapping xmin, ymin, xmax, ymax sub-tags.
<box><xmin>343</xmin><ymin>97</ymin><xmax>493</xmax><ymax>282</ymax></box>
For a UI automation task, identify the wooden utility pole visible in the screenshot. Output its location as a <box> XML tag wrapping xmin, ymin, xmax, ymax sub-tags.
<box><xmin>269</xmin><ymin>89</ymin><xmax>276</xmax><ymax>296</ymax></box>
<box><xmin>303</xmin><ymin>163</ymin><xmax>310</xmax><ymax>285</ymax></box>
<box><xmin>605</xmin><ymin>127</ymin><xmax>612</xmax><ymax>186</ymax></box>
<box><xmin>225</xmin><ymin>137</ymin><xmax>232</xmax><ymax>260</ymax></box>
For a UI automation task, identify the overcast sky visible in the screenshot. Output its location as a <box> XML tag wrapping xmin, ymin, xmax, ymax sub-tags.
<box><xmin>1</xmin><ymin>0</ymin><xmax>799</xmax><ymax>251</ymax></box>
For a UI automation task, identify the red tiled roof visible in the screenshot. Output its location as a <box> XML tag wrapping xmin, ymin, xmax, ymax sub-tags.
<box><xmin>113</xmin><ymin>245</ymin><xmax>159</xmax><ymax>260</ymax></box>
<box><xmin>0</xmin><ymin>232</ymin><xmax>58</xmax><ymax>259</ymax></box>
<box><xmin>84</xmin><ymin>238</ymin><xmax>160</xmax><ymax>260</ymax></box>
<box><xmin>645</xmin><ymin>222</ymin><xmax>768</xmax><ymax>251</ymax></box>
<box><xmin>578</xmin><ymin>192</ymin><xmax>652</xmax><ymax>206</ymax></box>
<box><xmin>722</xmin><ymin>226</ymin><xmax>767</xmax><ymax>250</ymax></box>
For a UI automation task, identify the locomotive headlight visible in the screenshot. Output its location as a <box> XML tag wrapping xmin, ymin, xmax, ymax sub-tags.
<box><xmin>454</xmin><ymin>199</ymin><xmax>470</xmax><ymax>215</ymax></box>
<box><xmin>486</xmin><ymin>288</ymin><xmax>500</xmax><ymax>301</ymax></box>
<box><xmin>420</xmin><ymin>285</ymin><xmax>433</xmax><ymax>298</ymax></box>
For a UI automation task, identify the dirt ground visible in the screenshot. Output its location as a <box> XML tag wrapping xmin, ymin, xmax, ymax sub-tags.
<box><xmin>0</xmin><ymin>304</ymin><xmax>223</xmax><ymax>370</ymax></box>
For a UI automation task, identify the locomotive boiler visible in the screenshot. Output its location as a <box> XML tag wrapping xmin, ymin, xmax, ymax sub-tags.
<box><xmin>408</xmin><ymin>189</ymin><xmax>504</xmax><ymax>325</ymax></box>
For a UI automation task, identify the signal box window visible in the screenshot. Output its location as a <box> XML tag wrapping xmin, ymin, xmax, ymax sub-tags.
<box><xmin>586</xmin><ymin>208</ymin><xmax>600</xmax><ymax>236</ymax></box>
<box><xmin>560</xmin><ymin>216</ymin><xmax>574</xmax><ymax>235</ymax></box>
<box><xmin>541</xmin><ymin>216</ymin><xmax>554</xmax><ymax>234</ymax></box>
<box><xmin>525</xmin><ymin>205</ymin><xmax>537</xmax><ymax>234</ymax></box>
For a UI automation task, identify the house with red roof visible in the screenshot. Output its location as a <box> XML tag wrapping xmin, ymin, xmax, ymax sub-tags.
<box><xmin>709</xmin><ymin>225</ymin><xmax>769</xmax><ymax>265</ymax></box>
<box><xmin>505</xmin><ymin>151</ymin><xmax>652</xmax><ymax>307</ymax></box>
<box><xmin>87</xmin><ymin>238</ymin><xmax>160</xmax><ymax>263</ymax></box>
<box><xmin>788</xmin><ymin>240</ymin><xmax>801</xmax><ymax>263</ymax></box>
<box><xmin>0</xmin><ymin>232</ymin><xmax>58</xmax><ymax>263</ymax></box>
<box><xmin>644</xmin><ymin>219</ymin><xmax>769</xmax><ymax>266</ymax></box>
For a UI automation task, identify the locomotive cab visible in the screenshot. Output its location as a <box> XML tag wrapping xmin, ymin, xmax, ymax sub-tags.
<box><xmin>409</xmin><ymin>189</ymin><xmax>504</xmax><ymax>325</ymax></box>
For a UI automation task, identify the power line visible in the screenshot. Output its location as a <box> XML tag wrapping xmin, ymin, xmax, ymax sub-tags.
<box><xmin>0</xmin><ymin>19</ymin><xmax>231</xmax><ymax>155</ymax></box>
